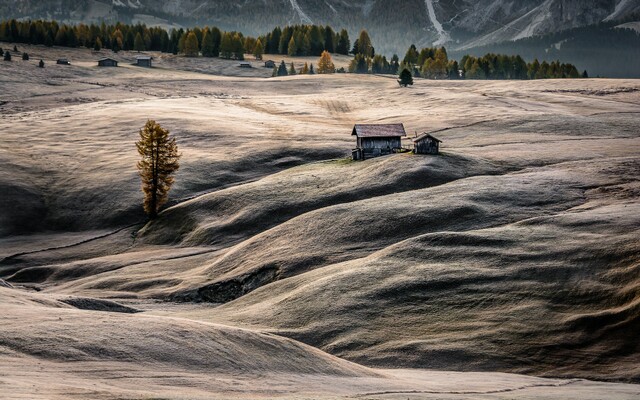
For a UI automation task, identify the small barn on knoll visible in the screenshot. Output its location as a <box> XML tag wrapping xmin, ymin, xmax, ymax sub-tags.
<box><xmin>264</xmin><ymin>60</ymin><xmax>275</xmax><ymax>68</ymax></box>
<box><xmin>136</xmin><ymin>56</ymin><xmax>152</xmax><ymax>67</ymax></box>
<box><xmin>352</xmin><ymin>123</ymin><xmax>406</xmax><ymax>160</ymax></box>
<box><xmin>413</xmin><ymin>133</ymin><xmax>442</xmax><ymax>155</ymax></box>
<box><xmin>98</xmin><ymin>58</ymin><xmax>118</xmax><ymax>67</ymax></box>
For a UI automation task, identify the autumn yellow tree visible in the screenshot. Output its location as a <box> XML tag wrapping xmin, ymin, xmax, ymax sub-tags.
<box><xmin>136</xmin><ymin>120</ymin><xmax>181</xmax><ymax>219</ymax></box>
<box><xmin>317</xmin><ymin>50</ymin><xmax>335</xmax><ymax>74</ymax></box>
<box><xmin>183</xmin><ymin>31</ymin><xmax>199</xmax><ymax>57</ymax></box>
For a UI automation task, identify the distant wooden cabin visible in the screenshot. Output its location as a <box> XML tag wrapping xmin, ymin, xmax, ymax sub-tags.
<box><xmin>136</xmin><ymin>56</ymin><xmax>152</xmax><ymax>68</ymax></box>
<box><xmin>98</xmin><ymin>58</ymin><xmax>118</xmax><ymax>67</ymax></box>
<box><xmin>413</xmin><ymin>133</ymin><xmax>442</xmax><ymax>155</ymax></box>
<box><xmin>352</xmin><ymin>123</ymin><xmax>406</xmax><ymax>160</ymax></box>
<box><xmin>56</xmin><ymin>58</ymin><xmax>70</xmax><ymax>65</ymax></box>
<box><xmin>264</xmin><ymin>60</ymin><xmax>276</xmax><ymax>68</ymax></box>
<box><xmin>239</xmin><ymin>61</ymin><xmax>252</xmax><ymax>68</ymax></box>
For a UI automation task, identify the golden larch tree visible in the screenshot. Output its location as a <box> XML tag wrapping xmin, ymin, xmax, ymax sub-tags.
<box><xmin>136</xmin><ymin>120</ymin><xmax>181</xmax><ymax>219</ymax></box>
<box><xmin>317</xmin><ymin>50</ymin><xmax>335</xmax><ymax>74</ymax></box>
<box><xmin>183</xmin><ymin>31</ymin><xmax>199</xmax><ymax>57</ymax></box>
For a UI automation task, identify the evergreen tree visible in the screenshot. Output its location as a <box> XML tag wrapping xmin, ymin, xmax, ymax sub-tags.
<box><xmin>467</xmin><ymin>60</ymin><xmax>486</xmax><ymax>79</ymax></box>
<box><xmin>253</xmin><ymin>38</ymin><xmax>264</xmax><ymax>60</ymax></box>
<box><xmin>390</xmin><ymin>54</ymin><xmax>400</xmax><ymax>74</ymax></box>
<box><xmin>136</xmin><ymin>120</ymin><xmax>181</xmax><ymax>220</ymax></box>
<box><xmin>4</xmin><ymin>50</ymin><xmax>11</xmax><ymax>61</ymax></box>
<box><xmin>94</xmin><ymin>36</ymin><xmax>102</xmax><ymax>51</ymax></box>
<box><xmin>371</xmin><ymin>54</ymin><xmax>388</xmax><ymax>74</ymax></box>
<box><xmin>279</xmin><ymin>26</ymin><xmax>293</xmax><ymax>54</ymax></box>
<box><xmin>287</xmin><ymin>36</ymin><xmax>297</xmax><ymax>56</ymax></box>
<box><xmin>302</xmin><ymin>32</ymin><xmax>312</xmax><ymax>56</ymax></box>
<box><xmin>351</xmin><ymin>39</ymin><xmax>359</xmax><ymax>55</ymax></box>
<box><xmin>192</xmin><ymin>27</ymin><xmax>203</xmax><ymax>49</ymax></box>
<box><xmin>268</xmin><ymin>26</ymin><xmax>281</xmax><ymax>54</ymax></box>
<box><xmin>582</xmin><ymin>70</ymin><xmax>589</xmax><ymax>78</ymax></box>
<box><xmin>134</xmin><ymin>32</ymin><xmax>145</xmax><ymax>52</ymax></box>
<box><xmin>398</xmin><ymin>68</ymin><xmax>413</xmax><ymax>87</ymax></box>
<box><xmin>220</xmin><ymin>32</ymin><xmax>233</xmax><ymax>59</ymax></box>
<box><xmin>448</xmin><ymin>60</ymin><xmax>460</xmax><ymax>79</ymax></box>
<box><xmin>201</xmin><ymin>29</ymin><xmax>216</xmax><ymax>57</ymax></box>
<box><xmin>22</xmin><ymin>52</ymin><xmax>28</xmax><ymax>60</ymax></box>
<box><xmin>403</xmin><ymin>44</ymin><xmax>419</xmax><ymax>66</ymax></box>
<box><xmin>289</xmin><ymin>62</ymin><xmax>296</xmax><ymax>75</ymax></box>
<box><xmin>183</xmin><ymin>31</ymin><xmax>199</xmax><ymax>57</ymax></box>
<box><xmin>324</xmin><ymin>25</ymin><xmax>335</xmax><ymax>53</ymax></box>
<box><xmin>38</xmin><ymin>59</ymin><xmax>44</xmax><ymax>68</ymax></box>
<box><xmin>336</xmin><ymin>29</ymin><xmax>350</xmax><ymax>55</ymax></box>
<box><xmin>277</xmin><ymin>60</ymin><xmax>288</xmax><ymax>76</ymax></box>
<box><xmin>44</xmin><ymin>31</ymin><xmax>54</xmax><ymax>47</ymax></box>
<box><xmin>112</xmin><ymin>29</ymin><xmax>124</xmax><ymax>52</ymax></box>
<box><xmin>209</xmin><ymin>27</ymin><xmax>222</xmax><ymax>56</ymax></box>
<box><xmin>349</xmin><ymin>54</ymin><xmax>369</xmax><ymax>73</ymax></box>
<box><xmin>309</xmin><ymin>63</ymin><xmax>315</xmax><ymax>74</ymax></box>
<box><xmin>301</xmin><ymin>62</ymin><xmax>309</xmax><ymax>74</ymax></box>
<box><xmin>55</xmin><ymin>25</ymin><xmax>67</xmax><ymax>46</ymax></box>
<box><xmin>309</xmin><ymin>25</ymin><xmax>324</xmax><ymax>56</ymax></box>
<box><xmin>356</xmin><ymin>29</ymin><xmax>374</xmax><ymax>57</ymax></box>
<box><xmin>232</xmin><ymin>33</ymin><xmax>245</xmax><ymax>60</ymax></box>
<box><xmin>317</xmin><ymin>50</ymin><xmax>335</xmax><ymax>73</ymax></box>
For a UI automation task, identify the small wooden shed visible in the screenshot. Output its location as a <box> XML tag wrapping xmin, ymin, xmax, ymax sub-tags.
<box><xmin>56</xmin><ymin>58</ymin><xmax>70</xmax><ymax>65</ymax></box>
<box><xmin>98</xmin><ymin>58</ymin><xmax>118</xmax><ymax>67</ymax></box>
<box><xmin>264</xmin><ymin>60</ymin><xmax>275</xmax><ymax>68</ymax></box>
<box><xmin>352</xmin><ymin>123</ymin><xmax>406</xmax><ymax>160</ymax></box>
<box><xmin>413</xmin><ymin>133</ymin><xmax>442</xmax><ymax>155</ymax></box>
<box><xmin>136</xmin><ymin>56</ymin><xmax>152</xmax><ymax>67</ymax></box>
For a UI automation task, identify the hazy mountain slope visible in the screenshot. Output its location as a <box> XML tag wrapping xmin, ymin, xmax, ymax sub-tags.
<box><xmin>3</xmin><ymin>0</ymin><xmax>640</xmax><ymax>53</ymax></box>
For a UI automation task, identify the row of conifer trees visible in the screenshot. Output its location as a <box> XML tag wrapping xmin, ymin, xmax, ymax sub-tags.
<box><xmin>0</xmin><ymin>18</ymin><xmax>586</xmax><ymax>79</ymax></box>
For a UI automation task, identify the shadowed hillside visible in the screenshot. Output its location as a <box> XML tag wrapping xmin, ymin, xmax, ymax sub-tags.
<box><xmin>0</xmin><ymin>45</ymin><xmax>639</xmax><ymax>397</ymax></box>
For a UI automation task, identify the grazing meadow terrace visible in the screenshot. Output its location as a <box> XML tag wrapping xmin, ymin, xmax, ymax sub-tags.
<box><xmin>1</xmin><ymin>44</ymin><xmax>639</xmax><ymax>399</ymax></box>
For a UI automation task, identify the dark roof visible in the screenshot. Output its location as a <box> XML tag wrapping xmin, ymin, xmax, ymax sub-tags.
<box><xmin>413</xmin><ymin>133</ymin><xmax>442</xmax><ymax>143</ymax></box>
<box><xmin>98</xmin><ymin>58</ymin><xmax>117</xmax><ymax>62</ymax></box>
<box><xmin>352</xmin><ymin>123</ymin><xmax>406</xmax><ymax>138</ymax></box>
<box><xmin>136</xmin><ymin>56</ymin><xmax>153</xmax><ymax>60</ymax></box>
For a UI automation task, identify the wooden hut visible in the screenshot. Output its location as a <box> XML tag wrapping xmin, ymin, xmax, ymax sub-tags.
<box><xmin>264</xmin><ymin>60</ymin><xmax>275</xmax><ymax>68</ymax></box>
<box><xmin>352</xmin><ymin>123</ymin><xmax>406</xmax><ymax>160</ymax></box>
<box><xmin>413</xmin><ymin>133</ymin><xmax>442</xmax><ymax>155</ymax></box>
<box><xmin>98</xmin><ymin>58</ymin><xmax>118</xmax><ymax>67</ymax></box>
<box><xmin>136</xmin><ymin>56</ymin><xmax>152</xmax><ymax>68</ymax></box>
<box><xmin>56</xmin><ymin>58</ymin><xmax>70</xmax><ymax>65</ymax></box>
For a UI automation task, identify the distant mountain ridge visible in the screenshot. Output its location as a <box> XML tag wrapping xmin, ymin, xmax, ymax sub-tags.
<box><xmin>3</xmin><ymin>0</ymin><xmax>639</xmax><ymax>53</ymax></box>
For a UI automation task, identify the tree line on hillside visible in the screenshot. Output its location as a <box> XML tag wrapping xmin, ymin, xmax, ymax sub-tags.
<box><xmin>0</xmin><ymin>19</ymin><xmax>353</xmax><ymax>61</ymax></box>
<box><xmin>1</xmin><ymin>18</ymin><xmax>585</xmax><ymax>79</ymax></box>
<box><xmin>450</xmin><ymin>23</ymin><xmax>640</xmax><ymax>78</ymax></box>
<box><xmin>396</xmin><ymin>44</ymin><xmax>585</xmax><ymax>80</ymax></box>
<box><xmin>262</xmin><ymin>25</ymin><xmax>350</xmax><ymax>56</ymax></box>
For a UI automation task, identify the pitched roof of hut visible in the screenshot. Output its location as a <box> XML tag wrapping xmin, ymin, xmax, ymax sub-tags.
<box><xmin>352</xmin><ymin>123</ymin><xmax>406</xmax><ymax>138</ymax></box>
<box><xmin>98</xmin><ymin>57</ymin><xmax>117</xmax><ymax>62</ymax></box>
<box><xmin>136</xmin><ymin>56</ymin><xmax>153</xmax><ymax>60</ymax></box>
<box><xmin>412</xmin><ymin>133</ymin><xmax>442</xmax><ymax>143</ymax></box>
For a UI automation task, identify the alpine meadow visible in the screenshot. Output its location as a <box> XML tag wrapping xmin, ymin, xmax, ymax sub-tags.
<box><xmin>1</xmin><ymin>1</ymin><xmax>639</xmax><ymax>399</ymax></box>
